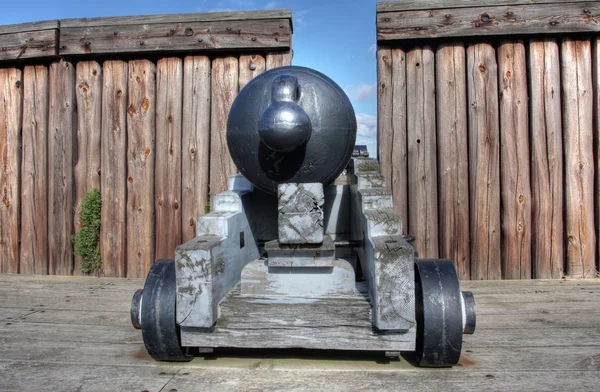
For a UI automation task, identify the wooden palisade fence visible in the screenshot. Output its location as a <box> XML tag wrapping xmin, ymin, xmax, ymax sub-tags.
<box><xmin>377</xmin><ymin>0</ymin><xmax>599</xmax><ymax>279</ymax></box>
<box><xmin>0</xmin><ymin>11</ymin><xmax>292</xmax><ymax>277</ymax></box>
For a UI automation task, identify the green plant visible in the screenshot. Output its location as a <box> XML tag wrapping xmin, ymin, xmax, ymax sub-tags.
<box><xmin>73</xmin><ymin>187</ymin><xmax>102</xmax><ymax>274</ymax></box>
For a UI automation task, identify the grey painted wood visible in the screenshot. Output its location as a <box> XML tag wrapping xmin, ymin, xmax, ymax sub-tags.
<box><xmin>377</xmin><ymin>2</ymin><xmax>600</xmax><ymax>41</ymax></box>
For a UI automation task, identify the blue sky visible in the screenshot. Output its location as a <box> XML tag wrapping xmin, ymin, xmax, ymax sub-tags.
<box><xmin>1</xmin><ymin>0</ymin><xmax>381</xmax><ymax>155</ymax></box>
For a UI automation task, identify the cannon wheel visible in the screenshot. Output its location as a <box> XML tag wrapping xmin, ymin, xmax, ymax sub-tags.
<box><xmin>141</xmin><ymin>259</ymin><xmax>193</xmax><ymax>362</ymax></box>
<box><xmin>414</xmin><ymin>259</ymin><xmax>463</xmax><ymax>367</ymax></box>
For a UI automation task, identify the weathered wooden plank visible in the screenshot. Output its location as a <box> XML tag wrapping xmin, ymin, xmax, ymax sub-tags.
<box><xmin>497</xmin><ymin>41</ymin><xmax>532</xmax><ymax>280</ymax></box>
<box><xmin>377</xmin><ymin>0</ymin><xmax>596</xmax><ymax>13</ymax></box>
<box><xmin>60</xmin><ymin>10</ymin><xmax>292</xmax><ymax>27</ymax></box>
<box><xmin>238</xmin><ymin>54</ymin><xmax>266</xmax><ymax>91</ymax></box>
<box><xmin>209</xmin><ymin>56</ymin><xmax>239</xmax><ymax>200</ymax></box>
<box><xmin>126</xmin><ymin>60</ymin><xmax>156</xmax><ymax>278</ymax></box>
<box><xmin>20</xmin><ymin>65</ymin><xmax>48</xmax><ymax>275</ymax></box>
<box><xmin>73</xmin><ymin>61</ymin><xmax>102</xmax><ymax>275</ymax></box>
<box><xmin>529</xmin><ymin>39</ymin><xmax>564</xmax><ymax>279</ymax></box>
<box><xmin>595</xmin><ymin>38</ymin><xmax>600</xmax><ymax>278</ymax></box>
<box><xmin>390</xmin><ymin>49</ymin><xmax>408</xmax><ymax>230</ymax></box>
<box><xmin>467</xmin><ymin>43</ymin><xmax>501</xmax><ymax>280</ymax></box>
<box><xmin>377</xmin><ymin>2</ymin><xmax>600</xmax><ymax>41</ymax></box>
<box><xmin>266</xmin><ymin>51</ymin><xmax>292</xmax><ymax>69</ymax></box>
<box><xmin>377</xmin><ymin>46</ymin><xmax>394</xmax><ymax>200</ymax></box>
<box><xmin>406</xmin><ymin>46</ymin><xmax>438</xmax><ymax>258</ymax></box>
<box><xmin>0</xmin><ymin>68</ymin><xmax>22</xmax><ymax>274</ymax></box>
<box><xmin>182</xmin><ymin>56</ymin><xmax>211</xmax><ymax>243</ymax></box>
<box><xmin>60</xmin><ymin>19</ymin><xmax>290</xmax><ymax>56</ymax></box>
<box><xmin>155</xmin><ymin>58</ymin><xmax>183</xmax><ymax>259</ymax></box>
<box><xmin>561</xmin><ymin>38</ymin><xmax>596</xmax><ymax>278</ymax></box>
<box><xmin>435</xmin><ymin>43</ymin><xmax>470</xmax><ymax>280</ymax></box>
<box><xmin>0</xmin><ymin>20</ymin><xmax>59</xmax><ymax>34</ymax></box>
<box><xmin>0</xmin><ymin>29</ymin><xmax>57</xmax><ymax>61</ymax></box>
<box><xmin>48</xmin><ymin>60</ymin><xmax>75</xmax><ymax>276</ymax></box>
<box><xmin>100</xmin><ymin>61</ymin><xmax>128</xmax><ymax>278</ymax></box>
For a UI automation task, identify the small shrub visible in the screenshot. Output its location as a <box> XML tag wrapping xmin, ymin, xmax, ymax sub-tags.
<box><xmin>73</xmin><ymin>188</ymin><xmax>102</xmax><ymax>274</ymax></box>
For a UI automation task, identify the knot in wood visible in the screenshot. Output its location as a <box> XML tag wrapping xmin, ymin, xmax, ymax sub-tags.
<box><xmin>479</xmin><ymin>64</ymin><xmax>486</xmax><ymax>72</ymax></box>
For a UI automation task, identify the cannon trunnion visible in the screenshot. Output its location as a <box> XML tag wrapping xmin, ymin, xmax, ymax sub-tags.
<box><xmin>131</xmin><ymin>66</ymin><xmax>475</xmax><ymax>367</ymax></box>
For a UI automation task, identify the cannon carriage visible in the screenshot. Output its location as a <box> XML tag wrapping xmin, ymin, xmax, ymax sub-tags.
<box><xmin>131</xmin><ymin>66</ymin><xmax>475</xmax><ymax>367</ymax></box>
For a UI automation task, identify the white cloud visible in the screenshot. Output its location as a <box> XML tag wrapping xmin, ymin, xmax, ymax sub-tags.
<box><xmin>344</xmin><ymin>83</ymin><xmax>377</xmax><ymax>102</ymax></box>
<box><xmin>294</xmin><ymin>9</ymin><xmax>311</xmax><ymax>29</ymax></box>
<box><xmin>368</xmin><ymin>43</ymin><xmax>377</xmax><ymax>54</ymax></box>
<box><xmin>265</xmin><ymin>1</ymin><xmax>278</xmax><ymax>9</ymax></box>
<box><xmin>355</xmin><ymin>113</ymin><xmax>377</xmax><ymax>138</ymax></box>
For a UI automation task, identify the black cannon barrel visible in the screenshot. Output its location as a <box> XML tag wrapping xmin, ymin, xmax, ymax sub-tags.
<box><xmin>227</xmin><ymin>66</ymin><xmax>357</xmax><ymax>194</ymax></box>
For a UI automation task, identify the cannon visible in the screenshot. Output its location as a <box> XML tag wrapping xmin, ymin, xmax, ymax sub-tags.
<box><xmin>130</xmin><ymin>66</ymin><xmax>476</xmax><ymax>367</ymax></box>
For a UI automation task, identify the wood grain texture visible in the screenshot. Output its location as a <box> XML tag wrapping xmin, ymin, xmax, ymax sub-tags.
<box><xmin>100</xmin><ymin>61</ymin><xmax>128</xmax><ymax>278</ymax></box>
<box><xmin>20</xmin><ymin>65</ymin><xmax>48</xmax><ymax>275</ymax></box>
<box><xmin>266</xmin><ymin>51</ymin><xmax>292</xmax><ymax>69</ymax></box>
<box><xmin>74</xmin><ymin>61</ymin><xmax>102</xmax><ymax>275</ymax></box>
<box><xmin>60</xmin><ymin>10</ymin><xmax>292</xmax><ymax>27</ymax></box>
<box><xmin>59</xmin><ymin>19</ymin><xmax>290</xmax><ymax>56</ymax></box>
<box><xmin>0</xmin><ymin>29</ymin><xmax>57</xmax><ymax>61</ymax></box>
<box><xmin>529</xmin><ymin>39</ymin><xmax>564</xmax><ymax>279</ymax></box>
<box><xmin>155</xmin><ymin>58</ymin><xmax>183</xmax><ymax>259</ymax></box>
<box><xmin>48</xmin><ymin>60</ymin><xmax>75</xmax><ymax>276</ymax></box>
<box><xmin>0</xmin><ymin>68</ymin><xmax>22</xmax><ymax>274</ymax></box>
<box><xmin>498</xmin><ymin>41</ymin><xmax>532</xmax><ymax>279</ymax></box>
<box><xmin>182</xmin><ymin>56</ymin><xmax>211</xmax><ymax>243</ymax></box>
<box><xmin>0</xmin><ymin>20</ymin><xmax>59</xmax><ymax>34</ymax></box>
<box><xmin>376</xmin><ymin>0</ymin><xmax>595</xmax><ymax>12</ymax></box>
<box><xmin>238</xmin><ymin>54</ymin><xmax>266</xmax><ymax>91</ymax></box>
<box><xmin>209</xmin><ymin>56</ymin><xmax>239</xmax><ymax>201</ymax></box>
<box><xmin>467</xmin><ymin>43</ymin><xmax>501</xmax><ymax>280</ymax></box>
<box><xmin>376</xmin><ymin>2</ymin><xmax>600</xmax><ymax>41</ymax></box>
<box><xmin>126</xmin><ymin>60</ymin><xmax>156</xmax><ymax>278</ymax></box>
<box><xmin>377</xmin><ymin>47</ymin><xmax>393</xmax><ymax>199</ymax></box>
<box><xmin>406</xmin><ymin>46</ymin><xmax>438</xmax><ymax>258</ymax></box>
<box><xmin>435</xmin><ymin>43</ymin><xmax>470</xmax><ymax>280</ymax></box>
<box><xmin>596</xmin><ymin>38</ymin><xmax>600</xmax><ymax>277</ymax></box>
<box><xmin>391</xmin><ymin>48</ymin><xmax>408</xmax><ymax>229</ymax></box>
<box><xmin>561</xmin><ymin>38</ymin><xmax>596</xmax><ymax>278</ymax></box>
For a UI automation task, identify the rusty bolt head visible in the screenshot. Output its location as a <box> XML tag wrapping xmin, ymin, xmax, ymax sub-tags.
<box><xmin>113</xmin><ymin>31</ymin><xmax>118</xmax><ymax>35</ymax></box>
<box><xmin>226</xmin><ymin>27</ymin><xmax>232</xmax><ymax>31</ymax></box>
<box><xmin>185</xmin><ymin>27</ymin><xmax>194</xmax><ymax>36</ymax></box>
<box><xmin>445</xmin><ymin>14</ymin><xmax>451</xmax><ymax>19</ymax></box>
<box><xmin>481</xmin><ymin>14</ymin><xmax>490</xmax><ymax>22</ymax></box>
<box><xmin>139</xmin><ymin>41</ymin><xmax>145</xmax><ymax>45</ymax></box>
<box><xmin>249</xmin><ymin>63</ymin><xmax>257</xmax><ymax>71</ymax></box>
<box><xmin>198</xmin><ymin>38</ymin><xmax>203</xmax><ymax>43</ymax></box>
<box><xmin>1</xmin><ymin>47</ymin><xmax>6</xmax><ymax>51</ymax></box>
<box><xmin>170</xmin><ymin>28</ymin><xmax>175</xmax><ymax>33</ymax></box>
<box><xmin>15</xmin><ymin>80</ymin><xmax>21</xmax><ymax>88</ymax></box>
<box><xmin>279</xmin><ymin>24</ymin><xmax>284</xmax><ymax>28</ymax></box>
<box><xmin>251</xmin><ymin>37</ymin><xmax>257</xmax><ymax>41</ymax></box>
<box><xmin>84</xmin><ymin>41</ymin><xmax>91</xmax><ymax>46</ymax></box>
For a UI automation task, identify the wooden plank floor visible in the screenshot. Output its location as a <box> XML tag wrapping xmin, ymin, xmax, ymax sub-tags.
<box><xmin>0</xmin><ymin>274</ymin><xmax>599</xmax><ymax>392</ymax></box>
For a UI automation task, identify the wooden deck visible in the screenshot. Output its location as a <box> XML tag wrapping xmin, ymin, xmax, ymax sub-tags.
<box><xmin>0</xmin><ymin>274</ymin><xmax>599</xmax><ymax>391</ymax></box>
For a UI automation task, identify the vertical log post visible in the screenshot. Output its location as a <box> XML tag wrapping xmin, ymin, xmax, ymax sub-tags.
<box><xmin>0</xmin><ymin>68</ymin><xmax>22</xmax><ymax>273</ymax></box>
<box><xmin>209</xmin><ymin>57</ymin><xmax>239</xmax><ymax>200</ymax></box>
<box><xmin>20</xmin><ymin>66</ymin><xmax>48</xmax><ymax>275</ymax></box>
<box><xmin>48</xmin><ymin>60</ymin><xmax>75</xmax><ymax>276</ymax></box>
<box><xmin>182</xmin><ymin>56</ymin><xmax>211</xmax><ymax>243</ymax></box>
<box><xmin>74</xmin><ymin>61</ymin><xmax>102</xmax><ymax>275</ymax></box>
<box><xmin>239</xmin><ymin>54</ymin><xmax>266</xmax><ymax>91</ymax></box>
<box><xmin>529</xmin><ymin>39</ymin><xmax>564</xmax><ymax>279</ymax></box>
<box><xmin>101</xmin><ymin>61</ymin><xmax>128</xmax><ymax>277</ymax></box>
<box><xmin>436</xmin><ymin>42</ymin><xmax>470</xmax><ymax>280</ymax></box>
<box><xmin>155</xmin><ymin>58</ymin><xmax>183</xmax><ymax>259</ymax></box>
<box><xmin>561</xmin><ymin>38</ymin><xmax>596</xmax><ymax>278</ymax></box>
<box><xmin>127</xmin><ymin>60</ymin><xmax>156</xmax><ymax>278</ymax></box>
<box><xmin>467</xmin><ymin>43</ymin><xmax>501</xmax><ymax>280</ymax></box>
<box><xmin>390</xmin><ymin>49</ymin><xmax>408</xmax><ymax>229</ymax></box>
<box><xmin>498</xmin><ymin>41</ymin><xmax>532</xmax><ymax>279</ymax></box>
<box><xmin>406</xmin><ymin>46</ymin><xmax>438</xmax><ymax>258</ymax></box>
<box><xmin>378</xmin><ymin>46</ymin><xmax>394</xmax><ymax>195</ymax></box>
